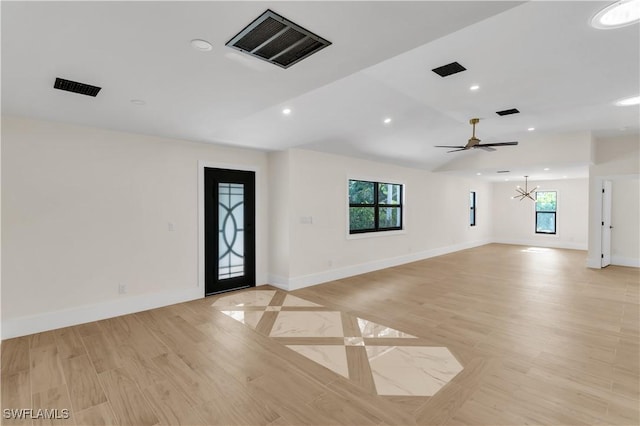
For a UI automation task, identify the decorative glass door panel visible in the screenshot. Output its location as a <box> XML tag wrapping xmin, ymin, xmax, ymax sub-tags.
<box><xmin>218</xmin><ymin>183</ymin><xmax>245</xmax><ymax>280</ymax></box>
<box><xmin>205</xmin><ymin>168</ymin><xmax>255</xmax><ymax>295</ymax></box>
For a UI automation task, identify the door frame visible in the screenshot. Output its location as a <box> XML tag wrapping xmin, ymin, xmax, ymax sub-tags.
<box><xmin>198</xmin><ymin>161</ymin><xmax>262</xmax><ymax>292</ymax></box>
<box><xmin>601</xmin><ymin>180</ymin><xmax>612</xmax><ymax>267</ymax></box>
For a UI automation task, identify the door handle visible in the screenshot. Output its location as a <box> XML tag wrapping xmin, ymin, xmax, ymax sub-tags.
<box><xmin>610</xmin><ymin>225</ymin><xmax>614</xmax><ymax>229</ymax></box>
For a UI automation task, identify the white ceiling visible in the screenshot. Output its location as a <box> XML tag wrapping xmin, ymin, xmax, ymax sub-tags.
<box><xmin>2</xmin><ymin>1</ymin><xmax>639</xmax><ymax>180</ymax></box>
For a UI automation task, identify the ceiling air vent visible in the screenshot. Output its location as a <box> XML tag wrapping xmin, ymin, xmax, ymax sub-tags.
<box><xmin>431</xmin><ymin>61</ymin><xmax>466</xmax><ymax>77</ymax></box>
<box><xmin>496</xmin><ymin>108</ymin><xmax>520</xmax><ymax>116</ymax></box>
<box><xmin>226</xmin><ymin>9</ymin><xmax>332</xmax><ymax>69</ymax></box>
<box><xmin>54</xmin><ymin>77</ymin><xmax>101</xmax><ymax>97</ymax></box>
<box><xmin>496</xmin><ymin>170</ymin><xmax>511</xmax><ymax>173</ymax></box>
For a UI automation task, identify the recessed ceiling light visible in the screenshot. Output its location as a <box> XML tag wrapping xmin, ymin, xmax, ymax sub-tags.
<box><xmin>130</xmin><ymin>99</ymin><xmax>146</xmax><ymax>105</ymax></box>
<box><xmin>383</xmin><ymin>117</ymin><xmax>392</xmax><ymax>124</ymax></box>
<box><xmin>191</xmin><ymin>39</ymin><xmax>213</xmax><ymax>51</ymax></box>
<box><xmin>504</xmin><ymin>179</ymin><xmax>509</xmax><ymax>181</ymax></box>
<box><xmin>543</xmin><ymin>168</ymin><xmax>550</xmax><ymax>171</ymax></box>
<box><xmin>282</xmin><ymin>108</ymin><xmax>292</xmax><ymax>115</ymax></box>
<box><xmin>615</xmin><ymin>95</ymin><xmax>640</xmax><ymax>106</ymax></box>
<box><xmin>527</xmin><ymin>127</ymin><xmax>535</xmax><ymax>131</ymax></box>
<box><xmin>591</xmin><ymin>0</ymin><xmax>640</xmax><ymax>29</ymax></box>
<box><xmin>470</xmin><ymin>85</ymin><xmax>480</xmax><ymax>91</ymax></box>
<box><xmin>476</xmin><ymin>172</ymin><xmax>482</xmax><ymax>176</ymax></box>
<box><xmin>563</xmin><ymin>176</ymin><xmax>568</xmax><ymax>178</ymax></box>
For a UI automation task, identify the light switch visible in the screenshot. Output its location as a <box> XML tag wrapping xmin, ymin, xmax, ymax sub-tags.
<box><xmin>300</xmin><ymin>216</ymin><xmax>313</xmax><ymax>224</ymax></box>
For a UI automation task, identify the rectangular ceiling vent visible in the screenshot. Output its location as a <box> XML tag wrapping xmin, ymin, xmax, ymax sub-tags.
<box><xmin>226</xmin><ymin>9</ymin><xmax>332</xmax><ymax>69</ymax></box>
<box><xmin>431</xmin><ymin>61</ymin><xmax>466</xmax><ymax>77</ymax></box>
<box><xmin>496</xmin><ymin>108</ymin><xmax>520</xmax><ymax>116</ymax></box>
<box><xmin>54</xmin><ymin>77</ymin><xmax>101</xmax><ymax>97</ymax></box>
<box><xmin>496</xmin><ymin>170</ymin><xmax>511</xmax><ymax>173</ymax></box>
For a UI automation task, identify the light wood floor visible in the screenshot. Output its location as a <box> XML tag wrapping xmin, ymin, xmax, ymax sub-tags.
<box><xmin>1</xmin><ymin>244</ymin><xmax>638</xmax><ymax>425</ymax></box>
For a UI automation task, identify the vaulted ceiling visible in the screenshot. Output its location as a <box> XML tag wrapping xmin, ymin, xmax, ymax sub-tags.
<box><xmin>2</xmin><ymin>1</ymin><xmax>639</xmax><ymax>180</ymax></box>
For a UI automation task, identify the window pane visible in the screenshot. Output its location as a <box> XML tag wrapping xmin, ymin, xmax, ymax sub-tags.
<box><xmin>378</xmin><ymin>183</ymin><xmax>401</xmax><ymax>205</ymax></box>
<box><xmin>470</xmin><ymin>209</ymin><xmax>475</xmax><ymax>226</ymax></box>
<box><xmin>349</xmin><ymin>207</ymin><xmax>375</xmax><ymax>231</ymax></box>
<box><xmin>469</xmin><ymin>192</ymin><xmax>475</xmax><ymax>207</ymax></box>
<box><xmin>379</xmin><ymin>207</ymin><xmax>401</xmax><ymax>228</ymax></box>
<box><xmin>536</xmin><ymin>212</ymin><xmax>556</xmax><ymax>233</ymax></box>
<box><xmin>349</xmin><ymin>180</ymin><xmax>375</xmax><ymax>204</ymax></box>
<box><xmin>536</xmin><ymin>191</ymin><xmax>557</xmax><ymax>212</ymax></box>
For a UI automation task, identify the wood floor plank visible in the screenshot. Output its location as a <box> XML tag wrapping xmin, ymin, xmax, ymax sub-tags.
<box><xmin>54</xmin><ymin>327</ymin><xmax>86</xmax><ymax>360</ymax></box>
<box><xmin>30</xmin><ymin>344</ymin><xmax>66</xmax><ymax>394</ymax></box>
<box><xmin>73</xmin><ymin>403</ymin><xmax>118</xmax><ymax>426</ymax></box>
<box><xmin>31</xmin><ymin>384</ymin><xmax>74</xmax><ymax>426</ymax></box>
<box><xmin>143</xmin><ymin>381</ymin><xmax>206</xmax><ymax>426</ymax></box>
<box><xmin>1</xmin><ymin>337</ymin><xmax>30</xmax><ymax>374</ymax></box>
<box><xmin>346</xmin><ymin>346</ymin><xmax>376</xmax><ymax>393</ymax></box>
<box><xmin>1</xmin><ymin>371</ymin><xmax>32</xmax><ymax>426</ymax></box>
<box><xmin>98</xmin><ymin>368</ymin><xmax>158</xmax><ymax>426</ymax></box>
<box><xmin>60</xmin><ymin>355</ymin><xmax>107</xmax><ymax>412</ymax></box>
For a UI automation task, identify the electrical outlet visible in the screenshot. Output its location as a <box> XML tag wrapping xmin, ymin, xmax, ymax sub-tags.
<box><xmin>118</xmin><ymin>284</ymin><xmax>127</xmax><ymax>294</ymax></box>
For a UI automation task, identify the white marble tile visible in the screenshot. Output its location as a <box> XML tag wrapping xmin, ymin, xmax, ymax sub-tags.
<box><xmin>220</xmin><ymin>310</ymin><xmax>265</xmax><ymax>329</ymax></box>
<box><xmin>357</xmin><ymin>318</ymin><xmax>416</xmax><ymax>338</ymax></box>
<box><xmin>366</xmin><ymin>346</ymin><xmax>463</xmax><ymax>396</ymax></box>
<box><xmin>282</xmin><ymin>295</ymin><xmax>324</xmax><ymax>307</ymax></box>
<box><xmin>212</xmin><ymin>290</ymin><xmax>275</xmax><ymax>308</ymax></box>
<box><xmin>344</xmin><ymin>337</ymin><xmax>365</xmax><ymax>346</ymax></box>
<box><xmin>265</xmin><ymin>306</ymin><xmax>281</xmax><ymax>311</ymax></box>
<box><xmin>286</xmin><ymin>345</ymin><xmax>349</xmax><ymax>378</ymax></box>
<box><xmin>270</xmin><ymin>311</ymin><xmax>344</xmax><ymax>337</ymax></box>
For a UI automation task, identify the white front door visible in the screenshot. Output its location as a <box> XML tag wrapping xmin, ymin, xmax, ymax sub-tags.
<box><xmin>601</xmin><ymin>180</ymin><xmax>612</xmax><ymax>267</ymax></box>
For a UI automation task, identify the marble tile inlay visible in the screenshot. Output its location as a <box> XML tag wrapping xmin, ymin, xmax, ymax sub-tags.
<box><xmin>212</xmin><ymin>290</ymin><xmax>275</xmax><ymax>307</ymax></box>
<box><xmin>366</xmin><ymin>346</ymin><xmax>463</xmax><ymax>396</ymax></box>
<box><xmin>270</xmin><ymin>311</ymin><xmax>344</xmax><ymax>338</ymax></box>
<box><xmin>286</xmin><ymin>345</ymin><xmax>349</xmax><ymax>378</ymax></box>
<box><xmin>357</xmin><ymin>318</ymin><xmax>416</xmax><ymax>338</ymax></box>
<box><xmin>344</xmin><ymin>337</ymin><xmax>365</xmax><ymax>346</ymax></box>
<box><xmin>220</xmin><ymin>310</ymin><xmax>264</xmax><ymax>329</ymax></box>
<box><xmin>210</xmin><ymin>289</ymin><xmax>464</xmax><ymax>397</ymax></box>
<box><xmin>282</xmin><ymin>294</ymin><xmax>324</xmax><ymax>307</ymax></box>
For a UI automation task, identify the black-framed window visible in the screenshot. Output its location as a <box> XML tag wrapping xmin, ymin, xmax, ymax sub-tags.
<box><xmin>349</xmin><ymin>179</ymin><xmax>403</xmax><ymax>234</ymax></box>
<box><xmin>470</xmin><ymin>191</ymin><xmax>476</xmax><ymax>227</ymax></box>
<box><xmin>535</xmin><ymin>191</ymin><xmax>557</xmax><ymax>234</ymax></box>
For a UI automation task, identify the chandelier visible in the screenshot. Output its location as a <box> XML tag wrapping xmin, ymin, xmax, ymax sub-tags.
<box><xmin>512</xmin><ymin>176</ymin><xmax>539</xmax><ymax>201</ymax></box>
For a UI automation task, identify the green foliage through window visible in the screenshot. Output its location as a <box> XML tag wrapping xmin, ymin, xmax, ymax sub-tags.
<box><xmin>349</xmin><ymin>180</ymin><xmax>403</xmax><ymax>233</ymax></box>
<box><xmin>535</xmin><ymin>191</ymin><xmax>557</xmax><ymax>234</ymax></box>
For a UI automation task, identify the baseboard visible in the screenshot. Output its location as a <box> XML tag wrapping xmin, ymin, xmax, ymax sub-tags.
<box><xmin>266</xmin><ymin>274</ymin><xmax>289</xmax><ymax>291</ymax></box>
<box><xmin>611</xmin><ymin>256</ymin><xmax>640</xmax><ymax>268</ymax></box>
<box><xmin>2</xmin><ymin>286</ymin><xmax>203</xmax><ymax>339</ymax></box>
<box><xmin>272</xmin><ymin>239</ymin><xmax>491</xmax><ymax>291</ymax></box>
<box><xmin>491</xmin><ymin>238</ymin><xmax>587</xmax><ymax>251</ymax></box>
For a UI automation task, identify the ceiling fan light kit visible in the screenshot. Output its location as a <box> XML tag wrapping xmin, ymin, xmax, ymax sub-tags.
<box><xmin>512</xmin><ymin>176</ymin><xmax>539</xmax><ymax>201</ymax></box>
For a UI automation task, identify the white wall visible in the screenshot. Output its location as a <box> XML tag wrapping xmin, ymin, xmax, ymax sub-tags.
<box><xmin>271</xmin><ymin>149</ymin><xmax>493</xmax><ymax>289</ymax></box>
<box><xmin>267</xmin><ymin>150</ymin><xmax>291</xmax><ymax>282</ymax></box>
<box><xmin>587</xmin><ymin>134</ymin><xmax>640</xmax><ymax>268</ymax></box>
<box><xmin>1</xmin><ymin>116</ymin><xmax>269</xmax><ymax>338</ymax></box>
<box><xmin>491</xmin><ymin>178</ymin><xmax>589</xmax><ymax>250</ymax></box>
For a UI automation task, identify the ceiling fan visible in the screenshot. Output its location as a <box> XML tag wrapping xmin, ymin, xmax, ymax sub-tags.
<box><xmin>436</xmin><ymin>118</ymin><xmax>518</xmax><ymax>153</ymax></box>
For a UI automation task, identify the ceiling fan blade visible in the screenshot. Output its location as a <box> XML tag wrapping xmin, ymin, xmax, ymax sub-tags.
<box><xmin>447</xmin><ymin>148</ymin><xmax>467</xmax><ymax>153</ymax></box>
<box><xmin>476</xmin><ymin>146</ymin><xmax>496</xmax><ymax>152</ymax></box>
<box><xmin>478</xmin><ymin>141</ymin><xmax>518</xmax><ymax>147</ymax></box>
<box><xmin>435</xmin><ymin>145</ymin><xmax>465</xmax><ymax>148</ymax></box>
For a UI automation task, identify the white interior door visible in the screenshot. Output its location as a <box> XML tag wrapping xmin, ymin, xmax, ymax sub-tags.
<box><xmin>601</xmin><ymin>180</ymin><xmax>612</xmax><ymax>267</ymax></box>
